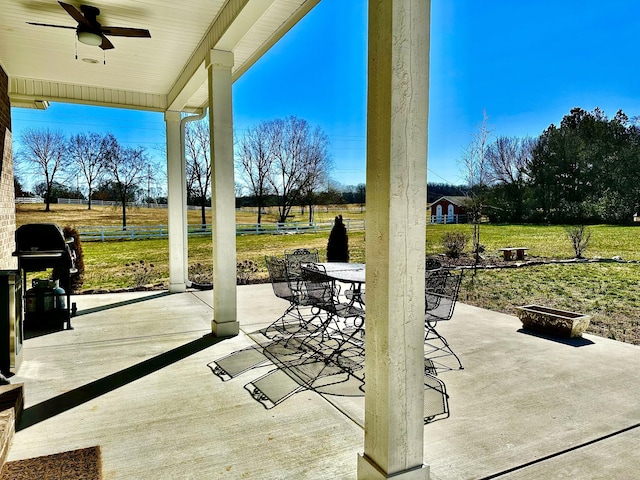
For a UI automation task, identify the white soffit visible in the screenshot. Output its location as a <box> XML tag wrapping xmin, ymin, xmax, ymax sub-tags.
<box><xmin>0</xmin><ymin>0</ymin><xmax>320</xmax><ymax>113</ymax></box>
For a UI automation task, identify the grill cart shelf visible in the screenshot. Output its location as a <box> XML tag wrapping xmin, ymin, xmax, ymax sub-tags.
<box><xmin>13</xmin><ymin>224</ymin><xmax>77</xmax><ymax>330</ymax></box>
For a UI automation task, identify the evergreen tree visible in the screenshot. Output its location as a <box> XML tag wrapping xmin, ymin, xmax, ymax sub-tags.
<box><xmin>326</xmin><ymin>215</ymin><xmax>349</xmax><ymax>262</ymax></box>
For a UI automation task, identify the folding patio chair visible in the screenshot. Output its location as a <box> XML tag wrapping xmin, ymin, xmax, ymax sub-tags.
<box><xmin>424</xmin><ymin>269</ymin><xmax>464</xmax><ymax>371</ymax></box>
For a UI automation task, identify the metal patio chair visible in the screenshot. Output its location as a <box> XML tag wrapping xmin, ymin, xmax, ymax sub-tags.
<box><xmin>297</xmin><ymin>263</ymin><xmax>366</xmax><ymax>368</ymax></box>
<box><xmin>284</xmin><ymin>248</ymin><xmax>319</xmax><ymax>283</ymax></box>
<box><xmin>424</xmin><ymin>269</ymin><xmax>464</xmax><ymax>371</ymax></box>
<box><xmin>425</xmin><ymin>256</ymin><xmax>442</xmax><ymax>272</ymax></box>
<box><xmin>259</xmin><ymin>255</ymin><xmax>319</xmax><ymax>339</ymax></box>
<box><xmin>344</xmin><ymin>288</ymin><xmax>365</xmax><ymax>306</ymax></box>
<box><xmin>423</xmin><ymin>372</ymin><xmax>450</xmax><ymax>424</ymax></box>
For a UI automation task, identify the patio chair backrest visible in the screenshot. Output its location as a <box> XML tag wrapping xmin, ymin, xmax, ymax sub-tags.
<box><xmin>425</xmin><ymin>270</ymin><xmax>463</xmax><ymax>322</ymax></box>
<box><xmin>300</xmin><ymin>262</ymin><xmax>336</xmax><ymax>313</ymax></box>
<box><xmin>284</xmin><ymin>248</ymin><xmax>320</xmax><ymax>279</ymax></box>
<box><xmin>265</xmin><ymin>256</ymin><xmax>296</xmax><ymax>302</ymax></box>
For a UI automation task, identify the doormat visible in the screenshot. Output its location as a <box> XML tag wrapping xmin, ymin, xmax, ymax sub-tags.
<box><xmin>1</xmin><ymin>446</ymin><xmax>101</xmax><ymax>480</ymax></box>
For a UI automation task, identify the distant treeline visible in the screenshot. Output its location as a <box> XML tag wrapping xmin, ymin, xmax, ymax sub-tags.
<box><xmin>236</xmin><ymin>182</ymin><xmax>466</xmax><ymax>209</ymax></box>
<box><xmin>19</xmin><ymin>180</ymin><xmax>466</xmax><ymax>209</ymax></box>
<box><xmin>426</xmin><ymin>183</ymin><xmax>468</xmax><ymax>203</ymax></box>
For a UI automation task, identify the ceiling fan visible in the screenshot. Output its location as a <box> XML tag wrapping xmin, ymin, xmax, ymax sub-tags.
<box><xmin>27</xmin><ymin>1</ymin><xmax>151</xmax><ymax>50</ymax></box>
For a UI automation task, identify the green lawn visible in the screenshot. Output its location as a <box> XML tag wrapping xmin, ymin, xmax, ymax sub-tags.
<box><xmin>426</xmin><ymin>224</ymin><xmax>640</xmax><ymax>260</ymax></box>
<box><xmin>81</xmin><ymin>231</ymin><xmax>366</xmax><ymax>291</ymax></box>
<box><xmin>460</xmin><ymin>262</ymin><xmax>640</xmax><ymax>344</ymax></box>
<box><xmin>428</xmin><ymin>224</ymin><xmax>640</xmax><ymax>344</ymax></box>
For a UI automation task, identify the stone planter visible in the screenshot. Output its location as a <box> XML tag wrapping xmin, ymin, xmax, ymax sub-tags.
<box><xmin>516</xmin><ymin>305</ymin><xmax>591</xmax><ymax>338</ymax></box>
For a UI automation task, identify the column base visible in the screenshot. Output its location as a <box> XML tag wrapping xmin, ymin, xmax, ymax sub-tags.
<box><xmin>168</xmin><ymin>282</ymin><xmax>187</xmax><ymax>293</ymax></box>
<box><xmin>212</xmin><ymin>320</ymin><xmax>239</xmax><ymax>337</ymax></box>
<box><xmin>357</xmin><ymin>454</ymin><xmax>429</xmax><ymax>480</ymax></box>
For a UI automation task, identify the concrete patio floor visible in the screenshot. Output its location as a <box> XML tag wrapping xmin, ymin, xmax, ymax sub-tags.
<box><xmin>5</xmin><ymin>284</ymin><xmax>640</xmax><ymax>479</ymax></box>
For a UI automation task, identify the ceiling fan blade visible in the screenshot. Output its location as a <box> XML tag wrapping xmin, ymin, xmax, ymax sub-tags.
<box><xmin>27</xmin><ymin>22</ymin><xmax>75</xmax><ymax>30</ymax></box>
<box><xmin>102</xmin><ymin>27</ymin><xmax>151</xmax><ymax>38</ymax></box>
<box><xmin>58</xmin><ymin>1</ymin><xmax>91</xmax><ymax>27</ymax></box>
<box><xmin>99</xmin><ymin>35</ymin><xmax>115</xmax><ymax>50</ymax></box>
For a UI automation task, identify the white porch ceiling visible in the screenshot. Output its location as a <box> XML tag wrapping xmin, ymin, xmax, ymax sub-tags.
<box><xmin>0</xmin><ymin>0</ymin><xmax>320</xmax><ymax>113</ymax></box>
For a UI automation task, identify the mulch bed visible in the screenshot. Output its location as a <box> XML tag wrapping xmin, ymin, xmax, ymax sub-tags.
<box><xmin>431</xmin><ymin>253</ymin><xmax>637</xmax><ymax>270</ymax></box>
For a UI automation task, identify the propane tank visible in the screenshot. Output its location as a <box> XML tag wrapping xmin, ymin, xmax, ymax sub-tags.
<box><xmin>30</xmin><ymin>279</ymin><xmax>55</xmax><ymax>312</ymax></box>
<box><xmin>53</xmin><ymin>279</ymin><xmax>66</xmax><ymax>310</ymax></box>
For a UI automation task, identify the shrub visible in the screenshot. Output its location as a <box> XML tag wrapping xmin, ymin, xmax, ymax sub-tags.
<box><xmin>237</xmin><ymin>259</ymin><xmax>259</xmax><ymax>285</ymax></box>
<box><xmin>189</xmin><ymin>262</ymin><xmax>212</xmax><ymax>286</ymax></box>
<box><xmin>442</xmin><ymin>231</ymin><xmax>469</xmax><ymax>258</ymax></box>
<box><xmin>126</xmin><ymin>260</ymin><xmax>156</xmax><ymax>287</ymax></box>
<box><xmin>188</xmin><ymin>260</ymin><xmax>258</xmax><ymax>286</ymax></box>
<box><xmin>565</xmin><ymin>225</ymin><xmax>591</xmax><ymax>259</ymax></box>
<box><xmin>327</xmin><ymin>215</ymin><xmax>349</xmax><ymax>262</ymax></box>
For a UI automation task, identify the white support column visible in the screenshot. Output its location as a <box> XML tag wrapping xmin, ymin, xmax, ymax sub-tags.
<box><xmin>207</xmin><ymin>49</ymin><xmax>239</xmax><ymax>337</ymax></box>
<box><xmin>358</xmin><ymin>1</ymin><xmax>430</xmax><ymax>479</ymax></box>
<box><xmin>165</xmin><ymin>110</ymin><xmax>188</xmax><ymax>293</ymax></box>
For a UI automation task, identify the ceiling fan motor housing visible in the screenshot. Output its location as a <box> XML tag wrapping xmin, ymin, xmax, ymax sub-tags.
<box><xmin>79</xmin><ymin>5</ymin><xmax>101</xmax><ymax>22</ymax></box>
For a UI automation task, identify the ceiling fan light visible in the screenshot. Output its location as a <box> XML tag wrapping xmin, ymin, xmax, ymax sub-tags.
<box><xmin>78</xmin><ymin>30</ymin><xmax>102</xmax><ymax>46</ymax></box>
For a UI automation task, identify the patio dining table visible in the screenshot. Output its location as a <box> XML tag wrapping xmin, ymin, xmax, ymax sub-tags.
<box><xmin>307</xmin><ymin>262</ymin><xmax>365</xmax><ymax>283</ymax></box>
<box><xmin>304</xmin><ymin>262</ymin><xmax>366</xmax><ymax>305</ymax></box>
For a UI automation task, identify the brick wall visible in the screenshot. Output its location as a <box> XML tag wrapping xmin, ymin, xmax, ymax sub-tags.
<box><xmin>0</xmin><ymin>66</ymin><xmax>17</xmax><ymax>270</ymax></box>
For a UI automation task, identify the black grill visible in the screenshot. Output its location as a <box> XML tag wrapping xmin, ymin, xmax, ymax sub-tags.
<box><xmin>13</xmin><ymin>223</ymin><xmax>76</xmax><ymax>329</ymax></box>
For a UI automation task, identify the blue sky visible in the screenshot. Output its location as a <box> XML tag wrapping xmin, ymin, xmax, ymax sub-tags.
<box><xmin>12</xmin><ymin>0</ymin><xmax>640</xmax><ymax>190</ymax></box>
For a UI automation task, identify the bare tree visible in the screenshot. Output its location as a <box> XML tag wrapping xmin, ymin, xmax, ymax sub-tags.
<box><xmin>486</xmin><ymin>136</ymin><xmax>527</xmax><ymax>184</ymax></box>
<box><xmin>356</xmin><ymin>183</ymin><xmax>366</xmax><ymax>213</ymax></box>
<box><xmin>17</xmin><ymin>128</ymin><xmax>67</xmax><ymax>211</ymax></box>
<box><xmin>142</xmin><ymin>159</ymin><xmax>166</xmax><ymax>204</ymax></box>
<box><xmin>460</xmin><ymin>111</ymin><xmax>492</xmax><ymax>262</ymax></box>
<box><xmin>147</xmin><ymin>144</ymin><xmax>169</xmax><ymax>203</ymax></box>
<box><xmin>185</xmin><ymin>119</ymin><xmax>211</xmax><ymax>228</ymax></box>
<box><xmin>105</xmin><ymin>142</ymin><xmax>149</xmax><ymax>229</ymax></box>
<box><xmin>486</xmin><ymin>135</ymin><xmax>536</xmax><ymax>222</ymax></box>
<box><xmin>236</xmin><ymin>122</ymin><xmax>274</xmax><ymax>225</ymax></box>
<box><xmin>267</xmin><ymin>116</ymin><xmax>331</xmax><ymax>223</ymax></box>
<box><xmin>299</xmin><ymin>154</ymin><xmax>330</xmax><ymax>223</ymax></box>
<box><xmin>67</xmin><ymin>132</ymin><xmax>112</xmax><ymax>209</ymax></box>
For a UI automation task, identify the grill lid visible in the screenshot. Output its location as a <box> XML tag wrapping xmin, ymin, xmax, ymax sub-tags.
<box><xmin>14</xmin><ymin>223</ymin><xmax>74</xmax><ymax>271</ymax></box>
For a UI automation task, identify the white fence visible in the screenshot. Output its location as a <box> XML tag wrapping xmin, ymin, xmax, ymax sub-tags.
<box><xmin>15</xmin><ymin>197</ymin><xmax>44</xmax><ymax>204</ymax></box>
<box><xmin>429</xmin><ymin>214</ymin><xmax>466</xmax><ymax>224</ymax></box>
<box><xmin>58</xmin><ymin>198</ymin><xmax>178</xmax><ymax>209</ymax></box>
<box><xmin>56</xmin><ymin>198</ymin><xmax>211</xmax><ymax>210</ymax></box>
<box><xmin>77</xmin><ymin>219</ymin><xmax>366</xmax><ymax>242</ymax></box>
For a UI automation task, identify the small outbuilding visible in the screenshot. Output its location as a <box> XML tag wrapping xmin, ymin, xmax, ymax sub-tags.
<box><xmin>428</xmin><ymin>196</ymin><xmax>468</xmax><ymax>224</ymax></box>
